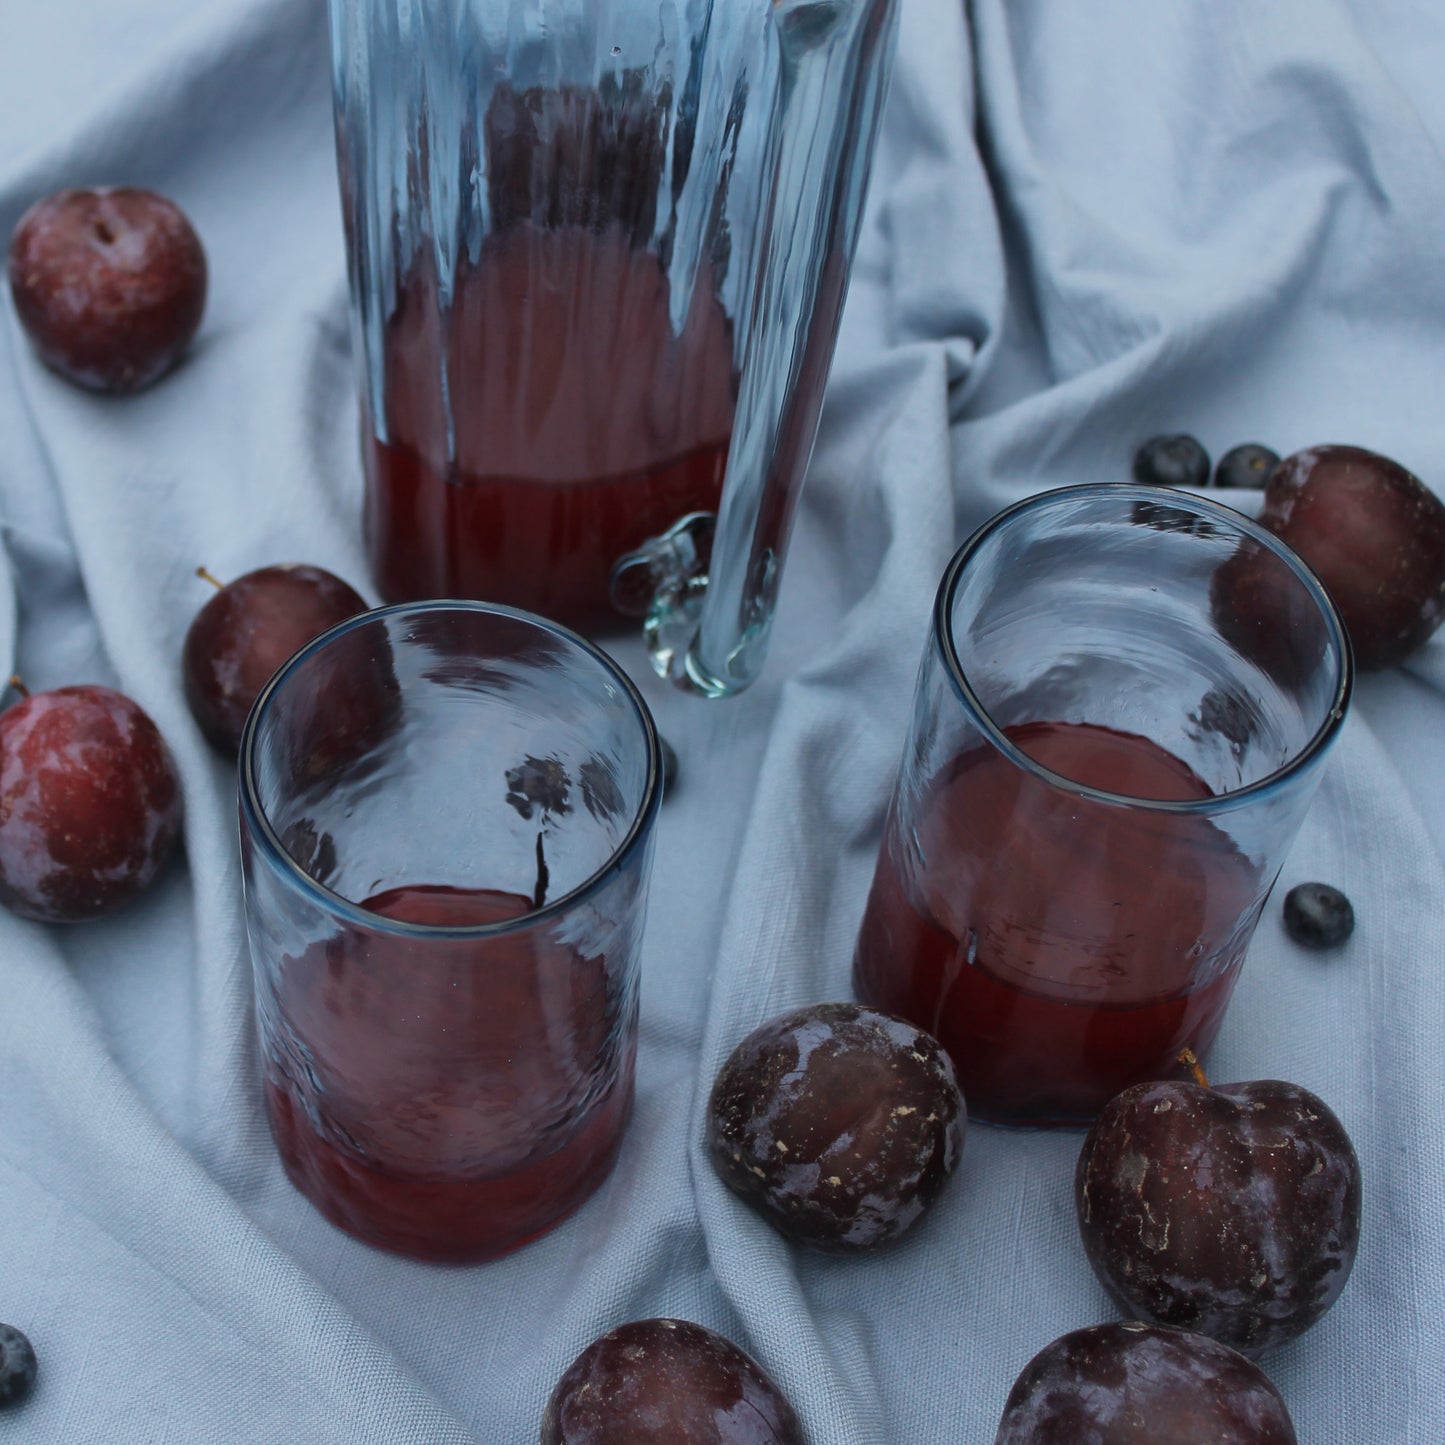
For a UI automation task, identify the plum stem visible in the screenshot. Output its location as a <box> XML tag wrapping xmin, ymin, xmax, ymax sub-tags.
<box><xmin>7</xmin><ymin>674</ymin><xmax>29</xmax><ymax>700</ymax></box>
<box><xmin>195</xmin><ymin>565</ymin><xmax>226</xmax><ymax>591</ymax></box>
<box><xmin>1178</xmin><ymin>1047</ymin><xmax>1210</xmax><ymax>1088</ymax></box>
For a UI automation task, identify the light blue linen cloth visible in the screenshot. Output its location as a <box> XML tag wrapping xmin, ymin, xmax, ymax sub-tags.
<box><xmin>0</xmin><ymin>0</ymin><xmax>1440</xmax><ymax>1439</ymax></box>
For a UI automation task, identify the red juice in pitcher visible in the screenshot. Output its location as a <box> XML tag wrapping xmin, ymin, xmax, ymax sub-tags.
<box><xmin>366</xmin><ymin>223</ymin><xmax>736</xmax><ymax>631</ymax></box>
<box><xmin>263</xmin><ymin>883</ymin><xmax>634</xmax><ymax>1262</ymax></box>
<box><xmin>852</xmin><ymin>721</ymin><xmax>1266</xmax><ymax>1126</ymax></box>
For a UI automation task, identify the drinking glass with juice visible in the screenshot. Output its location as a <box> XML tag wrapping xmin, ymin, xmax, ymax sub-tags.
<box><xmin>239</xmin><ymin>602</ymin><xmax>661</xmax><ymax>1261</ymax></box>
<box><xmin>852</xmin><ymin>486</ymin><xmax>1352</xmax><ymax>1127</ymax></box>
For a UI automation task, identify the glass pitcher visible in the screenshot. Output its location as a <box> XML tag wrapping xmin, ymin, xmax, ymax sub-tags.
<box><xmin>329</xmin><ymin>0</ymin><xmax>898</xmax><ymax>696</ymax></box>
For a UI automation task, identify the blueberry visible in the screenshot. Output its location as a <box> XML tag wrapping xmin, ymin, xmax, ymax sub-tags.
<box><xmin>1283</xmin><ymin>882</ymin><xmax>1355</xmax><ymax>949</ymax></box>
<box><xmin>658</xmin><ymin>735</ymin><xmax>679</xmax><ymax>798</ymax></box>
<box><xmin>1214</xmin><ymin>443</ymin><xmax>1280</xmax><ymax>490</ymax></box>
<box><xmin>0</xmin><ymin>1324</ymin><xmax>36</xmax><ymax>1408</ymax></box>
<box><xmin>1133</xmin><ymin>434</ymin><xmax>1211</xmax><ymax>490</ymax></box>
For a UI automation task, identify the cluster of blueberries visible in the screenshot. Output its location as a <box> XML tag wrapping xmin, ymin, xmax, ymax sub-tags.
<box><xmin>1133</xmin><ymin>434</ymin><xmax>1279</xmax><ymax>492</ymax></box>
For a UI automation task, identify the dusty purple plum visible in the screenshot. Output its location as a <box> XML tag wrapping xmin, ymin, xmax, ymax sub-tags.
<box><xmin>994</xmin><ymin>1321</ymin><xmax>1298</xmax><ymax>1444</ymax></box>
<box><xmin>707</xmin><ymin>1001</ymin><xmax>965</xmax><ymax>1252</ymax></box>
<box><xmin>1255</xmin><ymin>444</ymin><xmax>1445</xmax><ymax>669</ymax></box>
<box><xmin>541</xmin><ymin>1318</ymin><xmax>803</xmax><ymax>1444</ymax></box>
<box><xmin>1075</xmin><ymin>1078</ymin><xmax>1361</xmax><ymax>1356</ymax></box>
<box><xmin>1208</xmin><ymin>526</ymin><xmax>1343</xmax><ymax>693</ymax></box>
<box><xmin>182</xmin><ymin>564</ymin><xmax>369</xmax><ymax>756</ymax></box>
<box><xmin>0</xmin><ymin>684</ymin><xmax>183</xmax><ymax>922</ymax></box>
<box><xmin>8</xmin><ymin>187</ymin><xmax>206</xmax><ymax>393</ymax></box>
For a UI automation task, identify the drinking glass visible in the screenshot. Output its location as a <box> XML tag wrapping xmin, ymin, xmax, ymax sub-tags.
<box><xmin>239</xmin><ymin>601</ymin><xmax>661</xmax><ymax>1261</ymax></box>
<box><xmin>853</xmin><ymin>486</ymin><xmax>1352</xmax><ymax>1127</ymax></box>
<box><xmin>329</xmin><ymin>0</ymin><xmax>898</xmax><ymax>696</ymax></box>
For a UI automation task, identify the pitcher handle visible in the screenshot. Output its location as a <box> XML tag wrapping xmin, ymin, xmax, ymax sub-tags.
<box><xmin>613</xmin><ymin>0</ymin><xmax>899</xmax><ymax>698</ymax></box>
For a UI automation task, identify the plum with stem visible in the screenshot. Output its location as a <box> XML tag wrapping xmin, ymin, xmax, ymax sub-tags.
<box><xmin>182</xmin><ymin>564</ymin><xmax>368</xmax><ymax>756</ymax></box>
<box><xmin>1075</xmin><ymin>1061</ymin><xmax>1361</xmax><ymax>1356</ymax></box>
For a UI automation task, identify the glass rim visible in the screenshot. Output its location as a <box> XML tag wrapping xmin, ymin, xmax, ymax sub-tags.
<box><xmin>237</xmin><ymin>598</ymin><xmax>663</xmax><ymax>937</ymax></box>
<box><xmin>934</xmin><ymin>482</ymin><xmax>1354</xmax><ymax>815</ymax></box>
